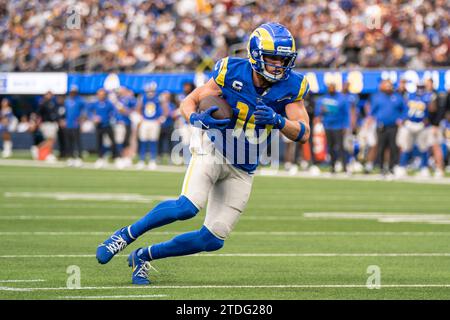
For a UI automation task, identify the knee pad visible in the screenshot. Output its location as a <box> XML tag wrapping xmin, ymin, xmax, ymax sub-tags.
<box><xmin>200</xmin><ymin>226</ymin><xmax>224</xmax><ymax>252</ymax></box>
<box><xmin>174</xmin><ymin>195</ymin><xmax>199</xmax><ymax>220</ymax></box>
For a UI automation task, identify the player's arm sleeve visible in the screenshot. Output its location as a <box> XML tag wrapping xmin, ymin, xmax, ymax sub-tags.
<box><xmin>212</xmin><ymin>57</ymin><xmax>229</xmax><ymax>87</ymax></box>
<box><xmin>293</xmin><ymin>76</ymin><xmax>310</xmax><ymax>102</ymax></box>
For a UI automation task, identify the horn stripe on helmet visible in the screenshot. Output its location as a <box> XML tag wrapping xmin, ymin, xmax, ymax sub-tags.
<box><xmin>254</xmin><ymin>28</ymin><xmax>275</xmax><ymax>51</ymax></box>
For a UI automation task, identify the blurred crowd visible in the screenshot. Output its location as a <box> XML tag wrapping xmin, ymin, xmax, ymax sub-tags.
<box><xmin>1</xmin><ymin>0</ymin><xmax>449</xmax><ymax>72</ymax></box>
<box><xmin>1</xmin><ymin>78</ymin><xmax>450</xmax><ymax>177</ymax></box>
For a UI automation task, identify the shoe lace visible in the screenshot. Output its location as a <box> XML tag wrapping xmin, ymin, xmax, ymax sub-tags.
<box><xmin>136</xmin><ymin>260</ymin><xmax>159</xmax><ymax>279</ymax></box>
<box><xmin>105</xmin><ymin>235</ymin><xmax>128</xmax><ymax>254</ymax></box>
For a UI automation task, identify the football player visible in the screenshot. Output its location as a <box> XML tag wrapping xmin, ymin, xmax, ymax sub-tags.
<box><xmin>96</xmin><ymin>23</ymin><xmax>310</xmax><ymax>285</ymax></box>
<box><xmin>0</xmin><ymin>98</ymin><xmax>17</xmax><ymax>158</ymax></box>
<box><xmin>395</xmin><ymin>81</ymin><xmax>431</xmax><ymax>177</ymax></box>
<box><xmin>136</xmin><ymin>82</ymin><xmax>167</xmax><ymax>170</ymax></box>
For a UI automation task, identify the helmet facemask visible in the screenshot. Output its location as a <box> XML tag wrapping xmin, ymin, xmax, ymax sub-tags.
<box><xmin>260</xmin><ymin>52</ymin><xmax>297</xmax><ymax>82</ymax></box>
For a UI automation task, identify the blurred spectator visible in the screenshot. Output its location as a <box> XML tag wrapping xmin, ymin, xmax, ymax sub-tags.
<box><xmin>369</xmin><ymin>80</ymin><xmax>406</xmax><ymax>175</ymax></box>
<box><xmin>55</xmin><ymin>95</ymin><xmax>67</xmax><ymax>159</ymax></box>
<box><xmin>0</xmin><ymin>98</ymin><xmax>17</xmax><ymax>158</ymax></box>
<box><xmin>425</xmin><ymin>78</ymin><xmax>445</xmax><ymax>176</ymax></box>
<box><xmin>136</xmin><ymin>82</ymin><xmax>166</xmax><ymax>170</ymax></box>
<box><xmin>110</xmin><ymin>86</ymin><xmax>136</xmax><ymax>168</ymax></box>
<box><xmin>89</xmin><ymin>88</ymin><xmax>118</xmax><ymax>168</ymax></box>
<box><xmin>0</xmin><ymin>0</ymin><xmax>448</xmax><ymax>72</ymax></box>
<box><xmin>158</xmin><ymin>91</ymin><xmax>176</xmax><ymax>163</ymax></box>
<box><xmin>64</xmin><ymin>85</ymin><xmax>85</xmax><ymax>166</ymax></box>
<box><xmin>315</xmin><ymin>83</ymin><xmax>349</xmax><ymax>173</ymax></box>
<box><xmin>36</xmin><ymin>91</ymin><xmax>59</xmax><ymax>161</ymax></box>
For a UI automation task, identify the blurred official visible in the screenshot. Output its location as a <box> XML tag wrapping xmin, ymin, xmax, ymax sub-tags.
<box><xmin>369</xmin><ymin>80</ymin><xmax>406</xmax><ymax>175</ymax></box>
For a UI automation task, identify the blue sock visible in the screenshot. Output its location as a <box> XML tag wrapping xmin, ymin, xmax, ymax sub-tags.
<box><xmin>129</xmin><ymin>195</ymin><xmax>198</xmax><ymax>239</ymax></box>
<box><xmin>117</xmin><ymin>143</ymin><xmax>124</xmax><ymax>155</ymax></box>
<box><xmin>149</xmin><ymin>141</ymin><xmax>158</xmax><ymax>161</ymax></box>
<box><xmin>146</xmin><ymin>226</ymin><xmax>224</xmax><ymax>261</ymax></box>
<box><xmin>399</xmin><ymin>151</ymin><xmax>411</xmax><ymax>167</ymax></box>
<box><xmin>139</xmin><ymin>140</ymin><xmax>148</xmax><ymax>161</ymax></box>
<box><xmin>420</xmin><ymin>151</ymin><xmax>429</xmax><ymax>169</ymax></box>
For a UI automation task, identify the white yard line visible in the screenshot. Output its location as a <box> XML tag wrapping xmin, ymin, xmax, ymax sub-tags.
<box><xmin>3</xmin><ymin>192</ymin><xmax>174</xmax><ymax>203</ymax></box>
<box><xmin>1</xmin><ymin>231</ymin><xmax>450</xmax><ymax>237</ymax></box>
<box><xmin>0</xmin><ymin>215</ymin><xmax>307</xmax><ymax>221</ymax></box>
<box><xmin>1</xmin><ymin>253</ymin><xmax>450</xmax><ymax>259</ymax></box>
<box><xmin>0</xmin><ymin>279</ymin><xmax>45</xmax><ymax>283</ymax></box>
<box><xmin>2</xmin><ymin>284</ymin><xmax>450</xmax><ymax>292</ymax></box>
<box><xmin>59</xmin><ymin>294</ymin><xmax>168</xmax><ymax>299</ymax></box>
<box><xmin>304</xmin><ymin>212</ymin><xmax>450</xmax><ymax>225</ymax></box>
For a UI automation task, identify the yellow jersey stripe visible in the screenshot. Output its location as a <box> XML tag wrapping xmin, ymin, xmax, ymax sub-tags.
<box><xmin>215</xmin><ymin>57</ymin><xmax>229</xmax><ymax>87</ymax></box>
<box><xmin>295</xmin><ymin>77</ymin><xmax>308</xmax><ymax>101</ymax></box>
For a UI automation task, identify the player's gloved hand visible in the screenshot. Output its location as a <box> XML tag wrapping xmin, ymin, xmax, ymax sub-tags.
<box><xmin>254</xmin><ymin>104</ymin><xmax>285</xmax><ymax>129</ymax></box>
<box><xmin>189</xmin><ymin>106</ymin><xmax>230</xmax><ymax>130</ymax></box>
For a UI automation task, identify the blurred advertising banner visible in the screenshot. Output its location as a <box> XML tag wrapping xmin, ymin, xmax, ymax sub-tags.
<box><xmin>0</xmin><ymin>73</ymin><xmax>68</xmax><ymax>94</ymax></box>
<box><xmin>2</xmin><ymin>69</ymin><xmax>448</xmax><ymax>95</ymax></box>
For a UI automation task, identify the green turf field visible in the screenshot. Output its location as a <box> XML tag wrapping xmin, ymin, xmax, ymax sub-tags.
<box><xmin>1</xmin><ymin>164</ymin><xmax>450</xmax><ymax>299</ymax></box>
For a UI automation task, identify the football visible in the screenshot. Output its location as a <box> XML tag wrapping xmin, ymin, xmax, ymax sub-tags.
<box><xmin>198</xmin><ymin>95</ymin><xmax>233</xmax><ymax>120</ymax></box>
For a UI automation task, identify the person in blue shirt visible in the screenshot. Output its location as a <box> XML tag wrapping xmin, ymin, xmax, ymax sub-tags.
<box><xmin>368</xmin><ymin>79</ymin><xmax>406</xmax><ymax>175</ymax></box>
<box><xmin>63</xmin><ymin>85</ymin><xmax>85</xmax><ymax>165</ymax></box>
<box><xmin>315</xmin><ymin>82</ymin><xmax>349</xmax><ymax>173</ymax></box>
<box><xmin>96</xmin><ymin>23</ymin><xmax>311</xmax><ymax>285</ymax></box>
<box><xmin>89</xmin><ymin>88</ymin><xmax>118</xmax><ymax>167</ymax></box>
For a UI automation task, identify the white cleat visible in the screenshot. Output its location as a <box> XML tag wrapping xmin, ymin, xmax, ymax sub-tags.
<box><xmin>418</xmin><ymin>167</ymin><xmax>430</xmax><ymax>178</ymax></box>
<box><xmin>136</xmin><ymin>161</ymin><xmax>145</xmax><ymax>170</ymax></box>
<box><xmin>288</xmin><ymin>164</ymin><xmax>299</xmax><ymax>176</ymax></box>
<box><xmin>434</xmin><ymin>169</ymin><xmax>444</xmax><ymax>179</ymax></box>
<box><xmin>122</xmin><ymin>158</ymin><xmax>132</xmax><ymax>168</ymax></box>
<box><xmin>67</xmin><ymin>158</ymin><xmax>75</xmax><ymax>167</ymax></box>
<box><xmin>95</xmin><ymin>158</ymin><xmax>107</xmax><ymax>169</ymax></box>
<box><xmin>74</xmin><ymin>158</ymin><xmax>83</xmax><ymax>167</ymax></box>
<box><xmin>147</xmin><ymin>161</ymin><xmax>157</xmax><ymax>171</ymax></box>
<box><xmin>115</xmin><ymin>158</ymin><xmax>125</xmax><ymax>169</ymax></box>
<box><xmin>394</xmin><ymin>166</ymin><xmax>407</xmax><ymax>178</ymax></box>
<box><xmin>308</xmin><ymin>165</ymin><xmax>321</xmax><ymax>176</ymax></box>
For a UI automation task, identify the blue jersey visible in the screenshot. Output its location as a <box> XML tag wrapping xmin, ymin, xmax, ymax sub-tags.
<box><xmin>141</xmin><ymin>94</ymin><xmax>163</xmax><ymax>120</ymax></box>
<box><xmin>343</xmin><ymin>93</ymin><xmax>359</xmax><ymax>128</ymax></box>
<box><xmin>115</xmin><ymin>96</ymin><xmax>136</xmax><ymax>126</ymax></box>
<box><xmin>315</xmin><ymin>93</ymin><xmax>349</xmax><ymax>130</ymax></box>
<box><xmin>370</xmin><ymin>92</ymin><xmax>406</xmax><ymax>127</ymax></box>
<box><xmin>64</xmin><ymin>96</ymin><xmax>85</xmax><ymax>129</ymax></box>
<box><xmin>161</xmin><ymin>102</ymin><xmax>175</xmax><ymax>128</ymax></box>
<box><xmin>89</xmin><ymin>99</ymin><xmax>115</xmax><ymax>127</ymax></box>
<box><xmin>211</xmin><ymin>57</ymin><xmax>309</xmax><ymax>173</ymax></box>
<box><xmin>405</xmin><ymin>93</ymin><xmax>430</xmax><ymax>123</ymax></box>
